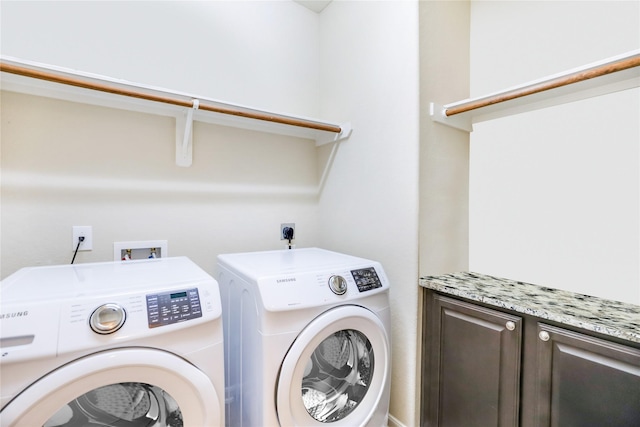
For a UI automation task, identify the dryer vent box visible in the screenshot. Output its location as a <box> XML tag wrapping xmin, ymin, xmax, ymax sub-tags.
<box><xmin>114</xmin><ymin>240</ymin><xmax>168</xmax><ymax>261</ymax></box>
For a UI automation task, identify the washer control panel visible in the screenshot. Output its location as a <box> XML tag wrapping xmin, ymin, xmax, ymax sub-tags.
<box><xmin>351</xmin><ymin>267</ymin><xmax>383</xmax><ymax>292</ymax></box>
<box><xmin>256</xmin><ymin>261</ymin><xmax>389</xmax><ymax>312</ymax></box>
<box><xmin>146</xmin><ymin>288</ymin><xmax>202</xmax><ymax>328</ymax></box>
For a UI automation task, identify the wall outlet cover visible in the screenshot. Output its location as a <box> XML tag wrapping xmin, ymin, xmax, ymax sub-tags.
<box><xmin>72</xmin><ymin>226</ymin><xmax>93</xmax><ymax>251</ymax></box>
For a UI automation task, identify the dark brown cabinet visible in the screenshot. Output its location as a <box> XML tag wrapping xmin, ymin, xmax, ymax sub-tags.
<box><xmin>421</xmin><ymin>290</ymin><xmax>640</xmax><ymax>427</ymax></box>
<box><xmin>532</xmin><ymin>323</ymin><xmax>640</xmax><ymax>427</ymax></box>
<box><xmin>423</xmin><ymin>293</ymin><xmax>522</xmax><ymax>426</ymax></box>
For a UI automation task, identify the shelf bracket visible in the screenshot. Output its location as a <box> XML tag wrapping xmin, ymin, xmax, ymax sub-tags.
<box><xmin>176</xmin><ymin>99</ymin><xmax>200</xmax><ymax>167</ymax></box>
<box><xmin>429</xmin><ymin>102</ymin><xmax>473</xmax><ymax>132</ymax></box>
<box><xmin>315</xmin><ymin>122</ymin><xmax>353</xmax><ymax>146</ymax></box>
<box><xmin>315</xmin><ymin>122</ymin><xmax>352</xmax><ymax>193</ymax></box>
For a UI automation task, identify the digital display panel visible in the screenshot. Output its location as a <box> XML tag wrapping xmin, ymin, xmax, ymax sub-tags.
<box><xmin>350</xmin><ymin>267</ymin><xmax>382</xmax><ymax>292</ymax></box>
<box><xmin>146</xmin><ymin>288</ymin><xmax>202</xmax><ymax>328</ymax></box>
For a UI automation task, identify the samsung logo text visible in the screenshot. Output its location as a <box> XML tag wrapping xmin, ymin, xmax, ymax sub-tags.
<box><xmin>0</xmin><ymin>311</ymin><xmax>29</xmax><ymax>320</ymax></box>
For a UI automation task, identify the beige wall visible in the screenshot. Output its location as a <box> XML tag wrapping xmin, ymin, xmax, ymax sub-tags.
<box><xmin>418</xmin><ymin>1</ymin><xmax>470</xmax><ymax>425</ymax></box>
<box><xmin>1</xmin><ymin>91</ymin><xmax>321</xmax><ymax>276</ymax></box>
<box><xmin>1</xmin><ymin>1</ymin><xmax>326</xmax><ymax>279</ymax></box>
<box><xmin>419</xmin><ymin>1</ymin><xmax>470</xmax><ymax>279</ymax></box>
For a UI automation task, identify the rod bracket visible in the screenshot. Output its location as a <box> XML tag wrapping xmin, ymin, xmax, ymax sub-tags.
<box><xmin>315</xmin><ymin>122</ymin><xmax>353</xmax><ymax>146</ymax></box>
<box><xmin>176</xmin><ymin>99</ymin><xmax>200</xmax><ymax>167</ymax></box>
<box><xmin>429</xmin><ymin>102</ymin><xmax>473</xmax><ymax>132</ymax></box>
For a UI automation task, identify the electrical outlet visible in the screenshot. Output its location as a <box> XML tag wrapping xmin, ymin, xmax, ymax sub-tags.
<box><xmin>72</xmin><ymin>226</ymin><xmax>93</xmax><ymax>251</ymax></box>
<box><xmin>281</xmin><ymin>223</ymin><xmax>295</xmax><ymax>240</ymax></box>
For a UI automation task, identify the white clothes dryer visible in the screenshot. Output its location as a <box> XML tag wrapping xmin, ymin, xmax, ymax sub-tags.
<box><xmin>217</xmin><ymin>248</ymin><xmax>391</xmax><ymax>427</ymax></box>
<box><xmin>0</xmin><ymin>257</ymin><xmax>225</xmax><ymax>427</ymax></box>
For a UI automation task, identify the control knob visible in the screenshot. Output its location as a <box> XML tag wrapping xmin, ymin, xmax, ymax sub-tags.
<box><xmin>328</xmin><ymin>275</ymin><xmax>348</xmax><ymax>295</ymax></box>
<box><xmin>90</xmin><ymin>303</ymin><xmax>126</xmax><ymax>334</ymax></box>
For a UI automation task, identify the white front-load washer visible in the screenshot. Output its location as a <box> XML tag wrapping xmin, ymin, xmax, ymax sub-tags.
<box><xmin>217</xmin><ymin>248</ymin><xmax>391</xmax><ymax>427</ymax></box>
<box><xmin>0</xmin><ymin>257</ymin><xmax>225</xmax><ymax>427</ymax></box>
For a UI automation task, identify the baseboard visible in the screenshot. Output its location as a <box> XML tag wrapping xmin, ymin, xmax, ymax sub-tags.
<box><xmin>387</xmin><ymin>413</ymin><xmax>407</xmax><ymax>427</ymax></box>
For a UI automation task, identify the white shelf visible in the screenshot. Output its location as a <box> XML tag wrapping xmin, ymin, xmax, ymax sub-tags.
<box><xmin>430</xmin><ymin>50</ymin><xmax>640</xmax><ymax>132</ymax></box>
<box><xmin>0</xmin><ymin>56</ymin><xmax>352</xmax><ymax>166</ymax></box>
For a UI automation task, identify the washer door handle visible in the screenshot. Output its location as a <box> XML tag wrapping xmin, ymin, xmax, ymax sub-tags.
<box><xmin>90</xmin><ymin>303</ymin><xmax>126</xmax><ymax>334</ymax></box>
<box><xmin>328</xmin><ymin>275</ymin><xmax>348</xmax><ymax>295</ymax></box>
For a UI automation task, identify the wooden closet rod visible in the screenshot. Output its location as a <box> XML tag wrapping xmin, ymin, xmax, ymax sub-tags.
<box><xmin>0</xmin><ymin>61</ymin><xmax>343</xmax><ymax>133</ymax></box>
<box><xmin>445</xmin><ymin>53</ymin><xmax>640</xmax><ymax>117</ymax></box>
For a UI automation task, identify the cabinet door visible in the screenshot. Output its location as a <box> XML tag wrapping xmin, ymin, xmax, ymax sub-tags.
<box><xmin>424</xmin><ymin>294</ymin><xmax>522</xmax><ymax>427</ymax></box>
<box><xmin>534</xmin><ymin>323</ymin><xmax>640</xmax><ymax>427</ymax></box>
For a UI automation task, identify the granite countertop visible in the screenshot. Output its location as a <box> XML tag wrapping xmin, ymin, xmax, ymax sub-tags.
<box><xmin>420</xmin><ymin>272</ymin><xmax>640</xmax><ymax>344</ymax></box>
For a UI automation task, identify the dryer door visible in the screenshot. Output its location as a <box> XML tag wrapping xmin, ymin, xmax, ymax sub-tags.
<box><xmin>0</xmin><ymin>348</ymin><xmax>222</xmax><ymax>427</ymax></box>
<box><xmin>276</xmin><ymin>305</ymin><xmax>390</xmax><ymax>426</ymax></box>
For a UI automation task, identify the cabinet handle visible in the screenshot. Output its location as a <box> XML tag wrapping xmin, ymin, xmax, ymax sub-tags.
<box><xmin>539</xmin><ymin>331</ymin><xmax>550</xmax><ymax>342</ymax></box>
<box><xmin>506</xmin><ymin>321</ymin><xmax>516</xmax><ymax>331</ymax></box>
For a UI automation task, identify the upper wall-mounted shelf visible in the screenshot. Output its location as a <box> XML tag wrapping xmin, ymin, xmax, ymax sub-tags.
<box><xmin>430</xmin><ymin>49</ymin><xmax>640</xmax><ymax>132</ymax></box>
<box><xmin>0</xmin><ymin>56</ymin><xmax>352</xmax><ymax>166</ymax></box>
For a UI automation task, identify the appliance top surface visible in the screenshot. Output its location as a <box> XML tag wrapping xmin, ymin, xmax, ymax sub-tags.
<box><xmin>218</xmin><ymin>248</ymin><xmax>389</xmax><ymax>312</ymax></box>
<box><xmin>217</xmin><ymin>247</ymin><xmax>379</xmax><ymax>277</ymax></box>
<box><xmin>1</xmin><ymin>257</ymin><xmax>214</xmax><ymax>302</ymax></box>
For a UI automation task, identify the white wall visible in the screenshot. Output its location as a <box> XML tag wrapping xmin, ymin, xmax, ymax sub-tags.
<box><xmin>0</xmin><ymin>0</ymin><xmax>320</xmax><ymax>116</ymax></box>
<box><xmin>318</xmin><ymin>2</ymin><xmax>420</xmax><ymax>426</ymax></box>
<box><xmin>469</xmin><ymin>1</ymin><xmax>640</xmax><ymax>304</ymax></box>
<box><xmin>0</xmin><ymin>0</ymin><xmax>323</xmax><ymax>276</ymax></box>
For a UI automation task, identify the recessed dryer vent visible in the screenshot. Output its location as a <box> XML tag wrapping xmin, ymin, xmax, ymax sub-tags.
<box><xmin>114</xmin><ymin>240</ymin><xmax>168</xmax><ymax>261</ymax></box>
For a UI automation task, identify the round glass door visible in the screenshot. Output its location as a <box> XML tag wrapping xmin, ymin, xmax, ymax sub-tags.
<box><xmin>302</xmin><ymin>329</ymin><xmax>374</xmax><ymax>423</ymax></box>
<box><xmin>1</xmin><ymin>349</ymin><xmax>221</xmax><ymax>427</ymax></box>
<box><xmin>44</xmin><ymin>382</ymin><xmax>183</xmax><ymax>427</ymax></box>
<box><xmin>276</xmin><ymin>305</ymin><xmax>390</xmax><ymax>426</ymax></box>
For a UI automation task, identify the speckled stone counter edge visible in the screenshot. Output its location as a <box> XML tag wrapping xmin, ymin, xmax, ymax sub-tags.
<box><xmin>420</xmin><ymin>272</ymin><xmax>640</xmax><ymax>344</ymax></box>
